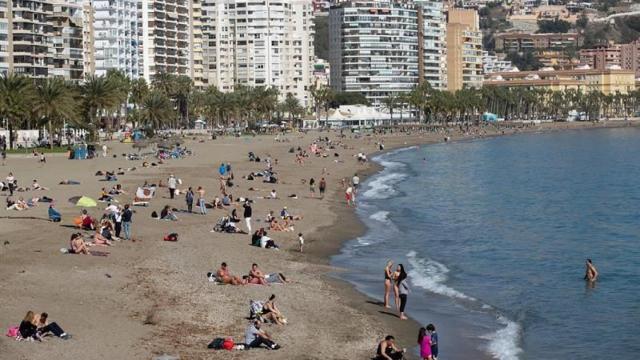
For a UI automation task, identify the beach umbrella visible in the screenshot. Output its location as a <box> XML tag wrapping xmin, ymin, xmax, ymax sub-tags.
<box><xmin>69</xmin><ymin>196</ymin><xmax>97</xmax><ymax>207</ymax></box>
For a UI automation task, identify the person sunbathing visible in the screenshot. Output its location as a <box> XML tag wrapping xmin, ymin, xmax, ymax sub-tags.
<box><xmin>216</xmin><ymin>262</ymin><xmax>245</xmax><ymax>285</ymax></box>
<box><xmin>109</xmin><ymin>184</ymin><xmax>127</xmax><ymax>195</ymax></box>
<box><xmin>6</xmin><ymin>197</ymin><xmax>29</xmax><ymax>211</ymax></box>
<box><xmin>48</xmin><ymin>205</ymin><xmax>61</xmax><ymax>222</ymax></box>
<box><xmin>93</xmin><ymin>220</ymin><xmax>113</xmax><ymax>246</ymax></box>
<box><xmin>280</xmin><ymin>207</ymin><xmax>302</xmax><ymax>221</ymax></box>
<box><xmin>69</xmin><ymin>233</ymin><xmax>90</xmax><ymax>254</ymax></box>
<box><xmin>213</xmin><ymin>197</ymin><xmax>223</xmax><ymax>209</ymax></box>
<box><xmin>248</xmin><ymin>263</ymin><xmax>268</xmax><ymax>285</ymax></box>
<box><xmin>230</xmin><ymin>208</ymin><xmax>241</xmax><ymax>222</ymax></box>
<box><xmin>98</xmin><ymin>188</ymin><xmax>113</xmax><ymax>202</ymax></box>
<box><xmin>59</xmin><ymin>179</ymin><xmax>80</xmax><ymax>185</ymax></box>
<box><xmin>269</xmin><ymin>219</ymin><xmax>288</xmax><ymax>232</ymax></box>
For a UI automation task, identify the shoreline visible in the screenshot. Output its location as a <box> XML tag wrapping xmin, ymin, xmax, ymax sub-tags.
<box><xmin>305</xmin><ymin>119</ymin><xmax>640</xmax><ymax>360</ymax></box>
<box><xmin>0</xmin><ymin>120</ymin><xmax>638</xmax><ymax>360</ymax></box>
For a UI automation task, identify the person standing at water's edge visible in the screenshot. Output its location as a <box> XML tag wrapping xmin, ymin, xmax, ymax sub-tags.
<box><xmin>584</xmin><ymin>259</ymin><xmax>598</xmax><ymax>282</ymax></box>
<box><xmin>426</xmin><ymin>324</ymin><xmax>438</xmax><ymax>360</ymax></box>
<box><xmin>384</xmin><ymin>260</ymin><xmax>394</xmax><ymax>309</ymax></box>
<box><xmin>417</xmin><ymin>327</ymin><xmax>433</xmax><ymax>360</ymax></box>
<box><xmin>396</xmin><ymin>264</ymin><xmax>409</xmax><ymax>320</ymax></box>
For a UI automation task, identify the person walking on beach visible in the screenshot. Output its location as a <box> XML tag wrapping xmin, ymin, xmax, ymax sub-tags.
<box><xmin>396</xmin><ymin>264</ymin><xmax>409</xmax><ymax>320</ymax></box>
<box><xmin>584</xmin><ymin>259</ymin><xmax>598</xmax><ymax>282</ymax></box>
<box><xmin>309</xmin><ymin>177</ymin><xmax>316</xmax><ymax>198</ymax></box>
<box><xmin>102</xmin><ymin>144</ymin><xmax>108</xmax><ymax>157</ymax></box>
<box><xmin>426</xmin><ymin>324</ymin><xmax>438</xmax><ymax>360</ymax></box>
<box><xmin>197</xmin><ymin>186</ymin><xmax>206</xmax><ymax>215</ymax></box>
<box><xmin>319</xmin><ymin>177</ymin><xmax>326</xmax><ymax>198</ymax></box>
<box><xmin>6</xmin><ymin>172</ymin><xmax>15</xmax><ymax>196</ymax></box>
<box><xmin>167</xmin><ymin>174</ymin><xmax>177</xmax><ymax>199</ymax></box>
<box><xmin>418</xmin><ymin>327</ymin><xmax>433</xmax><ymax>360</ymax></box>
<box><xmin>121</xmin><ymin>204</ymin><xmax>133</xmax><ymax>240</ymax></box>
<box><xmin>345</xmin><ymin>186</ymin><xmax>354</xmax><ymax>207</ymax></box>
<box><xmin>298</xmin><ymin>232</ymin><xmax>304</xmax><ymax>253</ymax></box>
<box><xmin>185</xmin><ymin>187</ymin><xmax>194</xmax><ymax>213</ymax></box>
<box><xmin>384</xmin><ymin>260</ymin><xmax>394</xmax><ymax>308</ymax></box>
<box><xmin>243</xmin><ymin>200</ymin><xmax>253</xmax><ymax>233</ymax></box>
<box><xmin>352</xmin><ymin>173</ymin><xmax>360</xmax><ymax>193</ymax></box>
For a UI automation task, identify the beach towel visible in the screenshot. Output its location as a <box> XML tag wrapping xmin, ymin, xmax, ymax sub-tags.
<box><xmin>135</xmin><ymin>187</ymin><xmax>155</xmax><ymax>202</ymax></box>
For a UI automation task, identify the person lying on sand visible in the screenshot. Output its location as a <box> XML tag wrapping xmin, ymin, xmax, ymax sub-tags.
<box><xmin>269</xmin><ymin>219</ymin><xmax>293</xmax><ymax>232</ymax></box>
<box><xmin>59</xmin><ymin>179</ymin><xmax>80</xmax><ymax>185</ymax></box>
<box><xmin>31</xmin><ymin>180</ymin><xmax>49</xmax><ymax>191</ymax></box>
<box><xmin>6</xmin><ymin>197</ymin><xmax>28</xmax><ymax>211</ymax></box>
<box><xmin>280</xmin><ymin>207</ymin><xmax>302</xmax><ymax>221</ymax></box>
<box><xmin>216</xmin><ymin>262</ymin><xmax>246</xmax><ymax>285</ymax></box>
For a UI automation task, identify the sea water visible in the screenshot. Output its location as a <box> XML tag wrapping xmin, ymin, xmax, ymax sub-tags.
<box><xmin>332</xmin><ymin>128</ymin><xmax>640</xmax><ymax>360</ymax></box>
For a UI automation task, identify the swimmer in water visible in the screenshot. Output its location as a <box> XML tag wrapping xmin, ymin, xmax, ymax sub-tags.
<box><xmin>584</xmin><ymin>259</ymin><xmax>598</xmax><ymax>282</ymax></box>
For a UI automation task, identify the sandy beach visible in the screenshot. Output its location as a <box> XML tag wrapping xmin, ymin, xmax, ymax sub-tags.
<box><xmin>1</xmin><ymin>120</ymin><xmax>637</xmax><ymax>360</ymax></box>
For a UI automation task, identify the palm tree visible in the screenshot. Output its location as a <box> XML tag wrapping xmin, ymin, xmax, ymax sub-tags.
<box><xmin>0</xmin><ymin>73</ymin><xmax>35</xmax><ymax>149</ymax></box>
<box><xmin>140</xmin><ymin>90</ymin><xmax>173</xmax><ymax>131</ymax></box>
<box><xmin>173</xmin><ymin>75</ymin><xmax>193</xmax><ymax>127</ymax></box>
<box><xmin>33</xmin><ymin>78</ymin><xmax>78</xmax><ymax>149</ymax></box>
<box><xmin>81</xmin><ymin>75</ymin><xmax>119</xmax><ymax>140</ymax></box>
<box><xmin>105</xmin><ymin>69</ymin><xmax>131</xmax><ymax>129</ymax></box>
<box><xmin>283</xmin><ymin>93</ymin><xmax>303</xmax><ymax>126</ymax></box>
<box><xmin>381</xmin><ymin>94</ymin><xmax>398</xmax><ymax>125</ymax></box>
<box><xmin>130</xmin><ymin>78</ymin><xmax>149</xmax><ymax>111</ymax></box>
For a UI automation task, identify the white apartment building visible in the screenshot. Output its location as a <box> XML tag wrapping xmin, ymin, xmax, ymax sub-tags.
<box><xmin>202</xmin><ymin>0</ymin><xmax>315</xmax><ymax>107</ymax></box>
<box><xmin>416</xmin><ymin>0</ymin><xmax>447</xmax><ymax>90</ymax></box>
<box><xmin>329</xmin><ymin>0</ymin><xmax>446</xmax><ymax>107</ymax></box>
<box><xmin>140</xmin><ymin>0</ymin><xmax>191</xmax><ymax>83</ymax></box>
<box><xmin>0</xmin><ymin>0</ymin><xmax>9</xmax><ymax>75</ymax></box>
<box><xmin>189</xmin><ymin>0</ymin><xmax>204</xmax><ymax>87</ymax></box>
<box><xmin>482</xmin><ymin>51</ymin><xmax>515</xmax><ymax>74</ymax></box>
<box><xmin>8</xmin><ymin>0</ymin><xmax>53</xmax><ymax>78</ymax></box>
<box><xmin>92</xmin><ymin>0</ymin><xmax>139</xmax><ymax>78</ymax></box>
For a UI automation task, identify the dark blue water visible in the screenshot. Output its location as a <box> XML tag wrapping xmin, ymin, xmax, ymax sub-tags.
<box><xmin>333</xmin><ymin>128</ymin><xmax>640</xmax><ymax>360</ymax></box>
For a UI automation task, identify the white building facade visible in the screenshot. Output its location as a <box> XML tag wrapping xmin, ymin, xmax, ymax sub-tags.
<box><xmin>328</xmin><ymin>0</ymin><xmax>447</xmax><ymax>108</ymax></box>
<box><xmin>92</xmin><ymin>0</ymin><xmax>139</xmax><ymax>78</ymax></box>
<box><xmin>202</xmin><ymin>0</ymin><xmax>315</xmax><ymax>107</ymax></box>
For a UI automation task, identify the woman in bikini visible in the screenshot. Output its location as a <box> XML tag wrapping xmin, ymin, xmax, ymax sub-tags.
<box><xmin>384</xmin><ymin>260</ymin><xmax>394</xmax><ymax>308</ymax></box>
<box><xmin>249</xmin><ymin>263</ymin><xmax>268</xmax><ymax>285</ymax></box>
<box><xmin>70</xmin><ymin>233</ymin><xmax>90</xmax><ymax>254</ymax></box>
<box><xmin>262</xmin><ymin>294</ymin><xmax>287</xmax><ymax>325</ymax></box>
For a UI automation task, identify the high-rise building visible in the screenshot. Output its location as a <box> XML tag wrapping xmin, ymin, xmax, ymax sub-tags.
<box><xmin>0</xmin><ymin>0</ymin><xmax>10</xmax><ymax>75</ymax></box>
<box><xmin>329</xmin><ymin>0</ymin><xmax>447</xmax><ymax>107</ymax></box>
<box><xmin>9</xmin><ymin>0</ymin><xmax>54</xmax><ymax>78</ymax></box>
<box><xmin>446</xmin><ymin>7</ymin><xmax>482</xmax><ymax>91</ymax></box>
<box><xmin>579</xmin><ymin>44</ymin><xmax>622</xmax><ymax>71</ymax></box>
<box><xmin>416</xmin><ymin>0</ymin><xmax>447</xmax><ymax>90</ymax></box>
<box><xmin>140</xmin><ymin>0</ymin><xmax>192</xmax><ymax>83</ymax></box>
<box><xmin>189</xmin><ymin>0</ymin><xmax>204</xmax><ymax>87</ymax></box>
<box><xmin>82</xmin><ymin>1</ymin><xmax>95</xmax><ymax>77</ymax></box>
<box><xmin>621</xmin><ymin>40</ymin><xmax>640</xmax><ymax>77</ymax></box>
<box><xmin>329</xmin><ymin>0</ymin><xmax>419</xmax><ymax>107</ymax></box>
<box><xmin>92</xmin><ymin>0</ymin><xmax>139</xmax><ymax>78</ymax></box>
<box><xmin>202</xmin><ymin>0</ymin><xmax>315</xmax><ymax>107</ymax></box>
<box><xmin>49</xmin><ymin>0</ymin><xmax>85</xmax><ymax>80</ymax></box>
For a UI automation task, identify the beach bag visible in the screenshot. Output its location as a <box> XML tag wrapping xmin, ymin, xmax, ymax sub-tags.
<box><xmin>163</xmin><ymin>233</ymin><xmax>178</xmax><ymax>242</ymax></box>
<box><xmin>249</xmin><ymin>300</ymin><xmax>264</xmax><ymax>319</ymax></box>
<box><xmin>5</xmin><ymin>326</ymin><xmax>19</xmax><ymax>338</ymax></box>
<box><xmin>208</xmin><ymin>337</ymin><xmax>225</xmax><ymax>349</ymax></box>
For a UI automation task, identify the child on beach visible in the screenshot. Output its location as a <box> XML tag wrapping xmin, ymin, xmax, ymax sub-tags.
<box><xmin>418</xmin><ymin>327</ymin><xmax>433</xmax><ymax>360</ymax></box>
<box><xmin>426</xmin><ymin>324</ymin><xmax>438</xmax><ymax>360</ymax></box>
<box><xmin>298</xmin><ymin>233</ymin><xmax>304</xmax><ymax>252</ymax></box>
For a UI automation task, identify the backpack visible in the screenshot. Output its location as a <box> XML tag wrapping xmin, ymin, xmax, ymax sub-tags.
<box><xmin>5</xmin><ymin>326</ymin><xmax>19</xmax><ymax>338</ymax></box>
<box><xmin>207</xmin><ymin>337</ymin><xmax>225</xmax><ymax>349</ymax></box>
<box><xmin>249</xmin><ymin>300</ymin><xmax>264</xmax><ymax>319</ymax></box>
<box><xmin>163</xmin><ymin>233</ymin><xmax>178</xmax><ymax>242</ymax></box>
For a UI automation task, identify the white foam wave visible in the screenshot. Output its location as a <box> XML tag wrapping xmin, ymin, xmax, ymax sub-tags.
<box><xmin>406</xmin><ymin>251</ymin><xmax>476</xmax><ymax>301</ymax></box>
<box><xmin>362</xmin><ymin>173</ymin><xmax>407</xmax><ymax>199</ymax></box>
<box><xmin>369</xmin><ymin>210</ymin><xmax>391</xmax><ymax>223</ymax></box>
<box><xmin>482</xmin><ymin>316</ymin><xmax>523</xmax><ymax>360</ymax></box>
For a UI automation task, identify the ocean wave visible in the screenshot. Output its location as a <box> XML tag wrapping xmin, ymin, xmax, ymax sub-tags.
<box><xmin>369</xmin><ymin>210</ymin><xmax>391</xmax><ymax>224</ymax></box>
<box><xmin>362</xmin><ymin>173</ymin><xmax>407</xmax><ymax>199</ymax></box>
<box><xmin>482</xmin><ymin>315</ymin><xmax>523</xmax><ymax>360</ymax></box>
<box><xmin>406</xmin><ymin>251</ymin><xmax>476</xmax><ymax>301</ymax></box>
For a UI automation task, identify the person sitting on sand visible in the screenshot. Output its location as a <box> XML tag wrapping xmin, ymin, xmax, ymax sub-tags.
<box><xmin>18</xmin><ymin>311</ymin><xmax>41</xmax><ymax>341</ymax></box>
<box><xmin>212</xmin><ymin>197</ymin><xmax>223</xmax><ymax>209</ymax></box>
<box><xmin>270</xmin><ymin>189</ymin><xmax>278</xmax><ymax>199</ymax></box>
<box><xmin>36</xmin><ymin>312</ymin><xmax>71</xmax><ymax>340</ymax></box>
<box><xmin>6</xmin><ymin>197</ymin><xmax>29</xmax><ymax>211</ymax></box>
<box><xmin>98</xmin><ymin>188</ymin><xmax>113</xmax><ymax>202</ymax></box>
<box><xmin>248</xmin><ymin>263</ymin><xmax>268</xmax><ymax>285</ymax></box>
<box><xmin>48</xmin><ymin>204</ymin><xmax>61</xmax><ymax>222</ymax></box>
<box><xmin>160</xmin><ymin>205</ymin><xmax>178</xmax><ymax>221</ymax></box>
<box><xmin>265</xmin><ymin>210</ymin><xmax>276</xmax><ymax>223</ymax></box>
<box><xmin>80</xmin><ymin>210</ymin><xmax>95</xmax><ymax>230</ymax></box>
<box><xmin>31</xmin><ymin>179</ymin><xmax>49</xmax><ymax>191</ymax></box>
<box><xmin>230</xmin><ymin>208</ymin><xmax>241</xmax><ymax>222</ymax></box>
<box><xmin>262</xmin><ymin>294</ymin><xmax>287</xmax><ymax>325</ymax></box>
<box><xmin>244</xmin><ymin>320</ymin><xmax>280</xmax><ymax>350</ymax></box>
<box><xmin>69</xmin><ymin>233</ymin><xmax>90</xmax><ymax>254</ymax></box>
<box><xmin>222</xmin><ymin>194</ymin><xmax>231</xmax><ymax>206</ymax></box>
<box><xmin>584</xmin><ymin>259</ymin><xmax>598</xmax><ymax>282</ymax></box>
<box><xmin>259</xmin><ymin>230</ymin><xmax>279</xmax><ymax>249</ymax></box>
<box><xmin>375</xmin><ymin>335</ymin><xmax>406</xmax><ymax>360</ymax></box>
<box><xmin>59</xmin><ymin>179</ymin><xmax>80</xmax><ymax>185</ymax></box>
<box><xmin>216</xmin><ymin>262</ymin><xmax>245</xmax><ymax>285</ymax></box>
<box><xmin>109</xmin><ymin>184</ymin><xmax>127</xmax><ymax>195</ymax></box>
<box><xmin>280</xmin><ymin>207</ymin><xmax>302</xmax><ymax>221</ymax></box>
<box><xmin>93</xmin><ymin>220</ymin><xmax>113</xmax><ymax>246</ymax></box>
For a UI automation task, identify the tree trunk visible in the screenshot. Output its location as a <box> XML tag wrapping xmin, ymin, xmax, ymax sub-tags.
<box><xmin>8</xmin><ymin>120</ymin><xmax>14</xmax><ymax>150</ymax></box>
<box><xmin>48</xmin><ymin>118</ymin><xmax>54</xmax><ymax>150</ymax></box>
